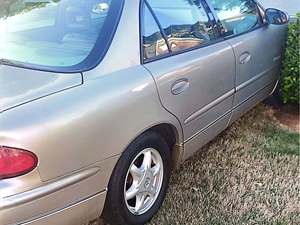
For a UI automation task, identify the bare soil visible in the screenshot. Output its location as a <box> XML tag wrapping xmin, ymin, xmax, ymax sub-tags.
<box><xmin>273</xmin><ymin>104</ymin><xmax>299</xmax><ymax>133</ymax></box>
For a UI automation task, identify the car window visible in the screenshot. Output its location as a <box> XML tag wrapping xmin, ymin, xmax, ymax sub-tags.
<box><xmin>0</xmin><ymin>0</ymin><xmax>122</xmax><ymax>71</ymax></box>
<box><xmin>146</xmin><ymin>0</ymin><xmax>220</xmax><ymax>53</ymax></box>
<box><xmin>210</xmin><ymin>0</ymin><xmax>262</xmax><ymax>37</ymax></box>
<box><xmin>142</xmin><ymin>4</ymin><xmax>170</xmax><ymax>61</ymax></box>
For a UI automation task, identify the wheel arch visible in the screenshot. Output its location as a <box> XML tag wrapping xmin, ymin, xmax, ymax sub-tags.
<box><xmin>139</xmin><ymin>122</ymin><xmax>184</xmax><ymax>169</ymax></box>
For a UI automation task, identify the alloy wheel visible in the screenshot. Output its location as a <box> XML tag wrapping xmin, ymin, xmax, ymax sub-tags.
<box><xmin>124</xmin><ymin>148</ymin><xmax>164</xmax><ymax>215</ymax></box>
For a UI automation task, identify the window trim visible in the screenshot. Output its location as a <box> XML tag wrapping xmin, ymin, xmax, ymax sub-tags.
<box><xmin>141</xmin><ymin>0</ymin><xmax>222</xmax><ymax>64</ymax></box>
<box><xmin>139</xmin><ymin>0</ymin><xmax>171</xmax><ymax>63</ymax></box>
<box><xmin>1</xmin><ymin>0</ymin><xmax>125</xmax><ymax>74</ymax></box>
<box><xmin>140</xmin><ymin>0</ymin><xmax>268</xmax><ymax>65</ymax></box>
<box><xmin>206</xmin><ymin>0</ymin><xmax>267</xmax><ymax>40</ymax></box>
<box><xmin>143</xmin><ymin>38</ymin><xmax>226</xmax><ymax>64</ymax></box>
<box><xmin>144</xmin><ymin>1</ymin><xmax>172</xmax><ymax>52</ymax></box>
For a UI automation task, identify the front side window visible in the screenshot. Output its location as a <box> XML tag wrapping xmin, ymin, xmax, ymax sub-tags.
<box><xmin>146</xmin><ymin>0</ymin><xmax>220</xmax><ymax>54</ymax></box>
<box><xmin>210</xmin><ymin>0</ymin><xmax>262</xmax><ymax>37</ymax></box>
<box><xmin>0</xmin><ymin>0</ymin><xmax>122</xmax><ymax>71</ymax></box>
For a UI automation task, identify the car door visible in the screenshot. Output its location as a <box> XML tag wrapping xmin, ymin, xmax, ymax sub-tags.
<box><xmin>141</xmin><ymin>0</ymin><xmax>236</xmax><ymax>158</ymax></box>
<box><xmin>208</xmin><ymin>0</ymin><xmax>287</xmax><ymax>121</ymax></box>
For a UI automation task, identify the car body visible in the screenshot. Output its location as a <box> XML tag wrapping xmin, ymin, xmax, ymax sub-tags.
<box><xmin>0</xmin><ymin>0</ymin><xmax>288</xmax><ymax>225</ymax></box>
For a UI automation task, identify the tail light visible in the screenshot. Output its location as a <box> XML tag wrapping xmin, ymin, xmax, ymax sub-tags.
<box><xmin>0</xmin><ymin>146</ymin><xmax>38</xmax><ymax>180</ymax></box>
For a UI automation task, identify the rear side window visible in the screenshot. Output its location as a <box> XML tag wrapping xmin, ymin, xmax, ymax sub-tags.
<box><xmin>142</xmin><ymin>4</ymin><xmax>170</xmax><ymax>60</ymax></box>
<box><xmin>210</xmin><ymin>0</ymin><xmax>262</xmax><ymax>37</ymax></box>
<box><xmin>142</xmin><ymin>0</ymin><xmax>220</xmax><ymax>60</ymax></box>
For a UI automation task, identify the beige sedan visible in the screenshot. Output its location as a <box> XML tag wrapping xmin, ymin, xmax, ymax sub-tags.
<box><xmin>0</xmin><ymin>0</ymin><xmax>288</xmax><ymax>225</ymax></box>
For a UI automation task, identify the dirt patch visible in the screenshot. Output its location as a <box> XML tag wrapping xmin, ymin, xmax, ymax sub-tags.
<box><xmin>273</xmin><ymin>104</ymin><xmax>299</xmax><ymax>133</ymax></box>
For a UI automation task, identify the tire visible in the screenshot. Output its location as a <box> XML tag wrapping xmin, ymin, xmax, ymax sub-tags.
<box><xmin>102</xmin><ymin>131</ymin><xmax>171</xmax><ymax>225</ymax></box>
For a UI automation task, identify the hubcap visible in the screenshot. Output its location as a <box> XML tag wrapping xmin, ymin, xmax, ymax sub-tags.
<box><xmin>124</xmin><ymin>148</ymin><xmax>164</xmax><ymax>215</ymax></box>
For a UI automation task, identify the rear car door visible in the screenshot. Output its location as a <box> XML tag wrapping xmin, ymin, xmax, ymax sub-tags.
<box><xmin>209</xmin><ymin>0</ymin><xmax>287</xmax><ymax>121</ymax></box>
<box><xmin>141</xmin><ymin>0</ymin><xmax>236</xmax><ymax>151</ymax></box>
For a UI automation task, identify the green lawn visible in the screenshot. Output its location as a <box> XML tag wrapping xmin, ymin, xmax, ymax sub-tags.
<box><xmin>263</xmin><ymin>125</ymin><xmax>299</xmax><ymax>156</ymax></box>
<box><xmin>148</xmin><ymin>104</ymin><xmax>300</xmax><ymax>225</ymax></box>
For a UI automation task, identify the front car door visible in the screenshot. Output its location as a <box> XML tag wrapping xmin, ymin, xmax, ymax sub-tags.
<box><xmin>208</xmin><ymin>0</ymin><xmax>287</xmax><ymax>121</ymax></box>
<box><xmin>141</xmin><ymin>0</ymin><xmax>236</xmax><ymax>159</ymax></box>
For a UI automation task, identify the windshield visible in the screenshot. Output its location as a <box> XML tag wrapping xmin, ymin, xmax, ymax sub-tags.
<box><xmin>0</xmin><ymin>0</ymin><xmax>121</xmax><ymax>71</ymax></box>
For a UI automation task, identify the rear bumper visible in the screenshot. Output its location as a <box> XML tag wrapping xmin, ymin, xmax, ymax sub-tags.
<box><xmin>0</xmin><ymin>155</ymin><xmax>120</xmax><ymax>225</ymax></box>
<box><xmin>0</xmin><ymin>168</ymin><xmax>106</xmax><ymax>225</ymax></box>
<box><xmin>19</xmin><ymin>191</ymin><xmax>106</xmax><ymax>225</ymax></box>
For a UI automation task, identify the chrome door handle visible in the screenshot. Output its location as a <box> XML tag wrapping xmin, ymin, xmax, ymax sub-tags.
<box><xmin>171</xmin><ymin>79</ymin><xmax>190</xmax><ymax>95</ymax></box>
<box><xmin>239</xmin><ymin>52</ymin><xmax>252</xmax><ymax>64</ymax></box>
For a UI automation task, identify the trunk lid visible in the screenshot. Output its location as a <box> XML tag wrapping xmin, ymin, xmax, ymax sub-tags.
<box><xmin>0</xmin><ymin>65</ymin><xmax>82</xmax><ymax>113</ymax></box>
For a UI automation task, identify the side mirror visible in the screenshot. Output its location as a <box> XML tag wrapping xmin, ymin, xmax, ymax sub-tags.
<box><xmin>265</xmin><ymin>8</ymin><xmax>289</xmax><ymax>25</ymax></box>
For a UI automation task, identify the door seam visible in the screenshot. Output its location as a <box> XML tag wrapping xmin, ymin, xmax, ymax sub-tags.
<box><xmin>142</xmin><ymin>65</ymin><xmax>185</xmax><ymax>143</ymax></box>
<box><xmin>225</xmin><ymin>40</ymin><xmax>237</xmax><ymax>128</ymax></box>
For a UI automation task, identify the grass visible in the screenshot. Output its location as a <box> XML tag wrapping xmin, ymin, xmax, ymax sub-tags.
<box><xmin>147</xmin><ymin>104</ymin><xmax>300</xmax><ymax>225</ymax></box>
<box><xmin>263</xmin><ymin>125</ymin><xmax>300</xmax><ymax>156</ymax></box>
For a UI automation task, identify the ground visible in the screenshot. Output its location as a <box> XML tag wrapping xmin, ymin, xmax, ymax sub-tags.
<box><xmin>101</xmin><ymin>103</ymin><xmax>300</xmax><ymax>225</ymax></box>
<box><xmin>272</xmin><ymin>104</ymin><xmax>299</xmax><ymax>134</ymax></box>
